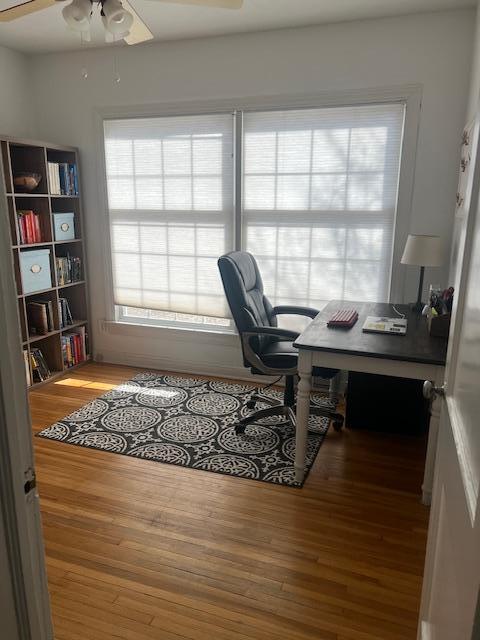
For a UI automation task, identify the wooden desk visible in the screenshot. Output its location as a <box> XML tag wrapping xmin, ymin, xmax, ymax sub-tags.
<box><xmin>293</xmin><ymin>301</ymin><xmax>447</xmax><ymax>504</ymax></box>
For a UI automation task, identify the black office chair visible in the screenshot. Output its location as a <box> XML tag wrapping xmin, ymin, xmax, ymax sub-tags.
<box><xmin>218</xmin><ymin>251</ymin><xmax>344</xmax><ymax>434</ymax></box>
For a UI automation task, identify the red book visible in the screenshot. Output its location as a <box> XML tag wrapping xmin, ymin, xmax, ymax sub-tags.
<box><xmin>24</xmin><ymin>211</ymin><xmax>34</xmax><ymax>244</ymax></box>
<box><xmin>73</xmin><ymin>335</ymin><xmax>79</xmax><ymax>364</ymax></box>
<box><xmin>33</xmin><ymin>214</ymin><xmax>42</xmax><ymax>243</ymax></box>
<box><xmin>74</xmin><ymin>335</ymin><xmax>80</xmax><ymax>364</ymax></box>
<box><xmin>77</xmin><ymin>334</ymin><xmax>84</xmax><ymax>362</ymax></box>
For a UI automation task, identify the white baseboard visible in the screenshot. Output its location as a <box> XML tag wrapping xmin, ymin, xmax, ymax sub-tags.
<box><xmin>419</xmin><ymin>621</ymin><xmax>433</xmax><ymax>640</ymax></box>
<box><xmin>95</xmin><ymin>350</ymin><xmax>344</xmax><ymax>397</ymax></box>
<box><xmin>97</xmin><ymin>349</ymin><xmax>271</xmax><ymax>384</ymax></box>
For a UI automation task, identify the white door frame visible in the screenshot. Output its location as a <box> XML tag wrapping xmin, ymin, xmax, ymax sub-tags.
<box><xmin>0</xmin><ymin>152</ymin><xmax>53</xmax><ymax>639</ymax></box>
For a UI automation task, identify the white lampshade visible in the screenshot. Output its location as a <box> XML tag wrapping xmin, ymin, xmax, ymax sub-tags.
<box><xmin>401</xmin><ymin>234</ymin><xmax>444</xmax><ymax>267</ymax></box>
<box><xmin>62</xmin><ymin>0</ymin><xmax>92</xmax><ymax>32</ymax></box>
<box><xmin>102</xmin><ymin>0</ymin><xmax>134</xmax><ymax>37</ymax></box>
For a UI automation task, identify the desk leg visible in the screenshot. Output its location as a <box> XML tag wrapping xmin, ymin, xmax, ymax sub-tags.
<box><xmin>422</xmin><ymin>369</ymin><xmax>444</xmax><ymax>506</ymax></box>
<box><xmin>295</xmin><ymin>350</ymin><xmax>313</xmax><ymax>485</ymax></box>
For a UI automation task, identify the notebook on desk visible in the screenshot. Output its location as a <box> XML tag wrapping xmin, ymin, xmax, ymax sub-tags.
<box><xmin>362</xmin><ymin>316</ymin><xmax>408</xmax><ymax>335</ymax></box>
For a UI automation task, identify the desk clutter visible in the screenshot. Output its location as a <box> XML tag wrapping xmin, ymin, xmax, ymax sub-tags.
<box><xmin>425</xmin><ymin>286</ymin><xmax>454</xmax><ymax>338</ymax></box>
<box><xmin>362</xmin><ymin>316</ymin><xmax>408</xmax><ymax>335</ymax></box>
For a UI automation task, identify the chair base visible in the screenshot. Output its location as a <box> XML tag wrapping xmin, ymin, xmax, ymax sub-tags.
<box><xmin>235</xmin><ymin>402</ymin><xmax>344</xmax><ymax>435</ymax></box>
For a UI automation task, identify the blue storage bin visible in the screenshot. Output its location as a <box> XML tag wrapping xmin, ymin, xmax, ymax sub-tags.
<box><xmin>53</xmin><ymin>212</ymin><xmax>75</xmax><ymax>241</ymax></box>
<box><xmin>20</xmin><ymin>249</ymin><xmax>52</xmax><ymax>294</ymax></box>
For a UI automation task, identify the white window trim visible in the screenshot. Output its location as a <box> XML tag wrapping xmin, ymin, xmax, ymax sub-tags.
<box><xmin>94</xmin><ymin>84</ymin><xmax>421</xmax><ymax>334</ymax></box>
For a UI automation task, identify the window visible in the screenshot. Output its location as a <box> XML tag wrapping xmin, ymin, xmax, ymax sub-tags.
<box><xmin>104</xmin><ymin>114</ymin><xmax>234</xmax><ymax>324</ymax></box>
<box><xmin>104</xmin><ymin>102</ymin><xmax>405</xmax><ymax>329</ymax></box>
<box><xmin>243</xmin><ymin>104</ymin><xmax>405</xmax><ymax>307</ymax></box>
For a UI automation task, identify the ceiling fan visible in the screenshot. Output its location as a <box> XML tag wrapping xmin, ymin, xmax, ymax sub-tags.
<box><xmin>0</xmin><ymin>0</ymin><xmax>243</xmax><ymax>46</ymax></box>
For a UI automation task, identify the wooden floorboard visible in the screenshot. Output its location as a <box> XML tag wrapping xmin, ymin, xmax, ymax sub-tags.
<box><xmin>30</xmin><ymin>362</ymin><xmax>429</xmax><ymax>640</ymax></box>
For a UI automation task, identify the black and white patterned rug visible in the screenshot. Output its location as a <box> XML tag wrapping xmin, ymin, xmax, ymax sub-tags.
<box><xmin>37</xmin><ymin>372</ymin><xmax>334</xmax><ymax>487</ymax></box>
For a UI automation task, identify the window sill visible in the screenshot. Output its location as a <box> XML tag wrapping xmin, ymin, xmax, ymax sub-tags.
<box><xmin>102</xmin><ymin>319</ymin><xmax>238</xmax><ymax>346</ymax></box>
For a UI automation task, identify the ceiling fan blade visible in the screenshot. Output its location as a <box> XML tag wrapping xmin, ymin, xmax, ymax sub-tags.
<box><xmin>152</xmin><ymin>0</ymin><xmax>242</xmax><ymax>8</ymax></box>
<box><xmin>122</xmin><ymin>0</ymin><xmax>154</xmax><ymax>45</ymax></box>
<box><xmin>0</xmin><ymin>0</ymin><xmax>57</xmax><ymax>22</ymax></box>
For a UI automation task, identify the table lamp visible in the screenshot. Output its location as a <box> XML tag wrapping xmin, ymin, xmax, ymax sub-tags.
<box><xmin>401</xmin><ymin>234</ymin><xmax>444</xmax><ymax>312</ymax></box>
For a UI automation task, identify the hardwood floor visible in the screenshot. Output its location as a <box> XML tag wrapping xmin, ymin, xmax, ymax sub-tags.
<box><xmin>30</xmin><ymin>362</ymin><xmax>429</xmax><ymax>640</ymax></box>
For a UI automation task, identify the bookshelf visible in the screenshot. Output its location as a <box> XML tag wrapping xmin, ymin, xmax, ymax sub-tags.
<box><xmin>1</xmin><ymin>136</ymin><xmax>91</xmax><ymax>389</ymax></box>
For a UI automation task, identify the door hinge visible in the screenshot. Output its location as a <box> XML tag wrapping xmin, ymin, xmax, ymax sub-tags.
<box><xmin>24</xmin><ymin>467</ymin><xmax>36</xmax><ymax>495</ymax></box>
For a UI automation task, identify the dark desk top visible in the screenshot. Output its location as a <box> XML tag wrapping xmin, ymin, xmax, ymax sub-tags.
<box><xmin>293</xmin><ymin>301</ymin><xmax>447</xmax><ymax>366</ymax></box>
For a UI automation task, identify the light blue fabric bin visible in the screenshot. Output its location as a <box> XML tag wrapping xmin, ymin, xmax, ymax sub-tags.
<box><xmin>53</xmin><ymin>212</ymin><xmax>75</xmax><ymax>241</ymax></box>
<box><xmin>20</xmin><ymin>249</ymin><xmax>52</xmax><ymax>294</ymax></box>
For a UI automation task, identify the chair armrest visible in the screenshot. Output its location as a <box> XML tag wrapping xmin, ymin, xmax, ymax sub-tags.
<box><xmin>245</xmin><ymin>326</ymin><xmax>300</xmax><ymax>340</ymax></box>
<box><xmin>241</xmin><ymin>327</ymin><xmax>298</xmax><ymax>376</ymax></box>
<box><xmin>272</xmin><ymin>305</ymin><xmax>319</xmax><ymax>319</ymax></box>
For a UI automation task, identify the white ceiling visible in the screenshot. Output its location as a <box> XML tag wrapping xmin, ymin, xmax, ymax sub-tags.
<box><xmin>0</xmin><ymin>0</ymin><xmax>475</xmax><ymax>54</ymax></box>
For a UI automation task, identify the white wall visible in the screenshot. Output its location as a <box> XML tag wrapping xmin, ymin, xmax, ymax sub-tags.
<box><xmin>467</xmin><ymin>5</ymin><xmax>480</xmax><ymax>122</ymax></box>
<box><xmin>29</xmin><ymin>9</ymin><xmax>474</xmax><ymax>377</ymax></box>
<box><xmin>0</xmin><ymin>45</ymin><xmax>35</xmax><ymax>138</ymax></box>
<box><xmin>449</xmin><ymin>3</ymin><xmax>480</xmax><ymax>285</ymax></box>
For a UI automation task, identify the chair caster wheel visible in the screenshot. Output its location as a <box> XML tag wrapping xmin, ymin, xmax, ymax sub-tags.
<box><xmin>235</xmin><ymin>424</ymin><xmax>246</xmax><ymax>435</ymax></box>
<box><xmin>332</xmin><ymin>414</ymin><xmax>344</xmax><ymax>432</ymax></box>
<box><xmin>246</xmin><ymin>400</ymin><xmax>257</xmax><ymax>409</ymax></box>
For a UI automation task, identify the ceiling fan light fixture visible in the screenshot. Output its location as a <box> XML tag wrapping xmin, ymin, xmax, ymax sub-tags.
<box><xmin>62</xmin><ymin>0</ymin><xmax>92</xmax><ymax>32</ymax></box>
<box><xmin>102</xmin><ymin>0</ymin><xmax>134</xmax><ymax>37</ymax></box>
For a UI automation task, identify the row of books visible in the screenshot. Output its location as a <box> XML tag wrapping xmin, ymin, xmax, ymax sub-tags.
<box><xmin>29</xmin><ymin>348</ymin><xmax>51</xmax><ymax>383</ymax></box>
<box><xmin>48</xmin><ymin>162</ymin><xmax>79</xmax><ymax>196</ymax></box>
<box><xmin>23</xmin><ymin>328</ymin><xmax>88</xmax><ymax>386</ymax></box>
<box><xmin>56</xmin><ymin>255</ymin><xmax>82</xmax><ymax>286</ymax></box>
<box><xmin>62</xmin><ymin>326</ymin><xmax>87</xmax><ymax>368</ymax></box>
<box><xmin>26</xmin><ymin>297</ymin><xmax>74</xmax><ymax>335</ymax></box>
<box><xmin>17</xmin><ymin>210</ymin><xmax>43</xmax><ymax>245</ymax></box>
<box><xmin>58</xmin><ymin>296</ymin><xmax>74</xmax><ymax>328</ymax></box>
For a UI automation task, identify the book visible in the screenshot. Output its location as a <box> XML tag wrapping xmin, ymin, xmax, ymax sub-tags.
<box><xmin>33</xmin><ymin>214</ymin><xmax>41</xmax><ymax>243</ymax></box>
<box><xmin>23</xmin><ymin>349</ymin><xmax>32</xmax><ymax>387</ymax></box>
<box><xmin>27</xmin><ymin>299</ymin><xmax>55</xmax><ymax>335</ymax></box>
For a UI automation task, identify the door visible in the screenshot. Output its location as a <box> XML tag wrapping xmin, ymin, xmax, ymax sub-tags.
<box><xmin>0</xmin><ymin>153</ymin><xmax>53</xmax><ymax>639</ymax></box>
<box><xmin>418</xmin><ymin>113</ymin><xmax>480</xmax><ymax>638</ymax></box>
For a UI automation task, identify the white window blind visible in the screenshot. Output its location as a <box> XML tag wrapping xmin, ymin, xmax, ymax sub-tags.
<box><xmin>104</xmin><ymin>113</ymin><xmax>234</xmax><ymax>318</ymax></box>
<box><xmin>243</xmin><ymin>104</ymin><xmax>405</xmax><ymax>308</ymax></box>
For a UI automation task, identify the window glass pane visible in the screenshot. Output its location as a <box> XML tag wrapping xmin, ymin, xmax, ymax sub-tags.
<box><xmin>278</xmin><ymin>130</ymin><xmax>311</xmax><ymax>173</ymax></box>
<box><xmin>244</xmin><ymin>131</ymin><xmax>276</xmax><ymax>173</ymax></box>
<box><xmin>107</xmin><ymin>178</ymin><xmax>135</xmax><ymax>209</ymax></box>
<box><xmin>244</xmin><ymin>175</ymin><xmax>275</xmax><ymax>210</ymax></box>
<box><xmin>134</xmin><ymin>140</ymin><xmax>162</xmax><ymax>175</ymax></box>
<box><xmin>311</xmin><ymin>175</ymin><xmax>346</xmax><ymax>210</ymax></box>
<box><xmin>312</xmin><ymin>129</ymin><xmax>349</xmax><ymax>172</ymax></box>
<box><xmin>135</xmin><ymin>178</ymin><xmax>163</xmax><ymax>210</ymax></box>
<box><xmin>277</xmin><ymin>175</ymin><xmax>310</xmax><ymax>210</ymax></box>
<box><xmin>163</xmin><ymin>137</ymin><xmax>191</xmax><ymax>175</ymax></box>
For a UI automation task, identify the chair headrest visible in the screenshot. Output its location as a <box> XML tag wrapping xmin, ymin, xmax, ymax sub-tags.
<box><xmin>219</xmin><ymin>251</ymin><xmax>261</xmax><ymax>293</ymax></box>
